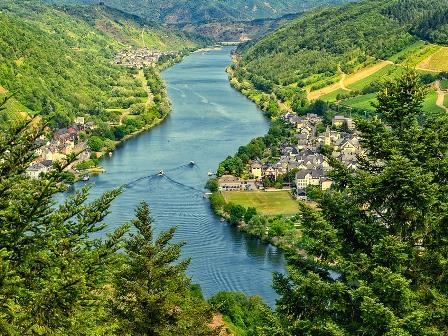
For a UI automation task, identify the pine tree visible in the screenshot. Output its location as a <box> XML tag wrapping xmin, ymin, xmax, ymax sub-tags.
<box><xmin>0</xmin><ymin>111</ymin><xmax>128</xmax><ymax>334</ymax></box>
<box><xmin>271</xmin><ymin>72</ymin><xmax>448</xmax><ymax>335</ymax></box>
<box><xmin>112</xmin><ymin>202</ymin><xmax>217</xmax><ymax>336</ymax></box>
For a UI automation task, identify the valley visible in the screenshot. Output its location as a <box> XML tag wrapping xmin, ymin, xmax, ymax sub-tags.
<box><xmin>1</xmin><ymin>0</ymin><xmax>448</xmax><ymax>334</ymax></box>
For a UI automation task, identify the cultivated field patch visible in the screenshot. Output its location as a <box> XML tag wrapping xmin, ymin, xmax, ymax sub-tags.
<box><xmin>417</xmin><ymin>47</ymin><xmax>448</xmax><ymax>72</ymax></box>
<box><xmin>222</xmin><ymin>190</ymin><xmax>299</xmax><ymax>216</ymax></box>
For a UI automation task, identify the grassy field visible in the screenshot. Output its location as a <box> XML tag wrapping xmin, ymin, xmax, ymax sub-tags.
<box><xmin>319</xmin><ymin>88</ymin><xmax>348</xmax><ymax>102</ymax></box>
<box><xmin>441</xmin><ymin>79</ymin><xmax>448</xmax><ymax>91</ymax></box>
<box><xmin>346</xmin><ymin>64</ymin><xmax>402</xmax><ymax>91</ymax></box>
<box><xmin>391</xmin><ymin>42</ymin><xmax>441</xmax><ymax>67</ymax></box>
<box><xmin>444</xmin><ymin>94</ymin><xmax>448</xmax><ymax>108</ymax></box>
<box><xmin>342</xmin><ymin>93</ymin><xmax>376</xmax><ymax>111</ymax></box>
<box><xmin>417</xmin><ymin>47</ymin><xmax>448</xmax><ymax>72</ymax></box>
<box><xmin>222</xmin><ymin>191</ymin><xmax>299</xmax><ymax>216</ymax></box>
<box><xmin>340</xmin><ymin>90</ymin><xmax>443</xmax><ymax>115</ymax></box>
<box><xmin>423</xmin><ymin>90</ymin><xmax>445</xmax><ymax>115</ymax></box>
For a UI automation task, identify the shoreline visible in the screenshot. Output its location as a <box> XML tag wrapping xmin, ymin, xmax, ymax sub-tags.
<box><xmin>77</xmin><ymin>52</ymin><xmax>193</xmax><ymax>177</ymax></box>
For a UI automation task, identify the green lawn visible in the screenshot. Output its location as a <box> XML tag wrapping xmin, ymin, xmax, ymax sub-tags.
<box><xmin>222</xmin><ymin>191</ymin><xmax>299</xmax><ymax>216</ymax></box>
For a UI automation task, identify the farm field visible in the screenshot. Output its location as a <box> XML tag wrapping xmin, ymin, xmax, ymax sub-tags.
<box><xmin>346</xmin><ymin>64</ymin><xmax>403</xmax><ymax>91</ymax></box>
<box><xmin>417</xmin><ymin>47</ymin><xmax>448</xmax><ymax>72</ymax></box>
<box><xmin>309</xmin><ymin>61</ymin><xmax>392</xmax><ymax>101</ymax></box>
<box><xmin>341</xmin><ymin>90</ymin><xmax>444</xmax><ymax>115</ymax></box>
<box><xmin>391</xmin><ymin>42</ymin><xmax>441</xmax><ymax>67</ymax></box>
<box><xmin>0</xmin><ymin>92</ymin><xmax>32</xmax><ymax>120</ymax></box>
<box><xmin>319</xmin><ymin>88</ymin><xmax>348</xmax><ymax>102</ymax></box>
<box><xmin>222</xmin><ymin>190</ymin><xmax>299</xmax><ymax>216</ymax></box>
<box><xmin>342</xmin><ymin>93</ymin><xmax>376</xmax><ymax>111</ymax></box>
<box><xmin>307</xmin><ymin>78</ymin><xmax>344</xmax><ymax>101</ymax></box>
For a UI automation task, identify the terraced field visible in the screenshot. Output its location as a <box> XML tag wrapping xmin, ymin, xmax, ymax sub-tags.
<box><xmin>346</xmin><ymin>64</ymin><xmax>402</xmax><ymax>91</ymax></box>
<box><xmin>312</xmin><ymin>43</ymin><xmax>447</xmax><ymax>113</ymax></box>
<box><xmin>391</xmin><ymin>42</ymin><xmax>442</xmax><ymax>67</ymax></box>
<box><xmin>308</xmin><ymin>61</ymin><xmax>393</xmax><ymax>101</ymax></box>
<box><xmin>417</xmin><ymin>47</ymin><xmax>448</xmax><ymax>72</ymax></box>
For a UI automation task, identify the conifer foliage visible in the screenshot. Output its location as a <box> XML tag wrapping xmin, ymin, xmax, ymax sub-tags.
<box><xmin>271</xmin><ymin>72</ymin><xmax>448</xmax><ymax>335</ymax></box>
<box><xmin>0</xmin><ymin>103</ymin><xmax>215</xmax><ymax>334</ymax></box>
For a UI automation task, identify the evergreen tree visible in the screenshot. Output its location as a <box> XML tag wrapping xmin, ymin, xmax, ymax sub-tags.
<box><xmin>271</xmin><ymin>72</ymin><xmax>448</xmax><ymax>335</ymax></box>
<box><xmin>0</xmin><ymin>112</ymin><xmax>128</xmax><ymax>334</ymax></box>
<box><xmin>0</xmin><ymin>100</ymin><xmax>217</xmax><ymax>335</ymax></box>
<box><xmin>112</xmin><ymin>202</ymin><xmax>217</xmax><ymax>336</ymax></box>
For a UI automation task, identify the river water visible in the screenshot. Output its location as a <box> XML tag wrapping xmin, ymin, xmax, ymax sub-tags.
<box><xmin>70</xmin><ymin>47</ymin><xmax>285</xmax><ymax>306</ymax></box>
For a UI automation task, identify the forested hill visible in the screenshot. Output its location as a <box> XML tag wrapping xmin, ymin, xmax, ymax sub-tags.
<box><xmin>384</xmin><ymin>0</ymin><xmax>448</xmax><ymax>44</ymax></box>
<box><xmin>232</xmin><ymin>0</ymin><xmax>448</xmax><ymax>110</ymax></box>
<box><xmin>0</xmin><ymin>0</ymin><xmax>198</xmax><ymax>125</ymax></box>
<box><xmin>47</xmin><ymin>0</ymin><xmax>356</xmax><ymax>23</ymax></box>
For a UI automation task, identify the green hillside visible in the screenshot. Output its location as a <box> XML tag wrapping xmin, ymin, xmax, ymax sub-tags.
<box><xmin>49</xmin><ymin>0</ymin><xmax>356</xmax><ymax>23</ymax></box>
<box><xmin>0</xmin><ymin>1</ymin><xmax>198</xmax><ymax>126</ymax></box>
<box><xmin>231</xmin><ymin>0</ymin><xmax>448</xmax><ymax>117</ymax></box>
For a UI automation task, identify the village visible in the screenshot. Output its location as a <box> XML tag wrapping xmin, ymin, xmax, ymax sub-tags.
<box><xmin>114</xmin><ymin>48</ymin><xmax>178</xmax><ymax>68</ymax></box>
<box><xmin>218</xmin><ymin>113</ymin><xmax>363</xmax><ymax>200</ymax></box>
<box><xmin>25</xmin><ymin>117</ymin><xmax>94</xmax><ymax>179</ymax></box>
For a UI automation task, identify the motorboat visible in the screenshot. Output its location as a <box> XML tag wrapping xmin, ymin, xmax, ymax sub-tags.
<box><xmin>158</xmin><ymin>170</ymin><xmax>165</xmax><ymax>176</ymax></box>
<box><xmin>81</xmin><ymin>174</ymin><xmax>90</xmax><ymax>181</ymax></box>
<box><xmin>108</xmin><ymin>152</ymin><xmax>113</xmax><ymax>157</ymax></box>
<box><xmin>189</xmin><ymin>161</ymin><xmax>195</xmax><ymax>166</ymax></box>
<box><xmin>207</xmin><ymin>171</ymin><xmax>215</xmax><ymax>176</ymax></box>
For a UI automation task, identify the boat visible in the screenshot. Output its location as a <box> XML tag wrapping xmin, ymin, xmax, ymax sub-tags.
<box><xmin>189</xmin><ymin>161</ymin><xmax>195</xmax><ymax>166</ymax></box>
<box><xmin>108</xmin><ymin>152</ymin><xmax>112</xmax><ymax>157</ymax></box>
<box><xmin>207</xmin><ymin>171</ymin><xmax>215</xmax><ymax>176</ymax></box>
<box><xmin>81</xmin><ymin>174</ymin><xmax>90</xmax><ymax>181</ymax></box>
<box><xmin>158</xmin><ymin>170</ymin><xmax>164</xmax><ymax>176</ymax></box>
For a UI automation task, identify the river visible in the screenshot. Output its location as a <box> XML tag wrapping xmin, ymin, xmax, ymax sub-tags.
<box><xmin>69</xmin><ymin>47</ymin><xmax>285</xmax><ymax>306</ymax></box>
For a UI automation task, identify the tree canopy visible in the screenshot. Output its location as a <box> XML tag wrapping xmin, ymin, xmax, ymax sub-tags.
<box><xmin>269</xmin><ymin>72</ymin><xmax>448</xmax><ymax>335</ymax></box>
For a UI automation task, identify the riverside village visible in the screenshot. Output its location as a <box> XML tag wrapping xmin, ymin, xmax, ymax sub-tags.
<box><xmin>218</xmin><ymin>113</ymin><xmax>362</xmax><ymax>200</ymax></box>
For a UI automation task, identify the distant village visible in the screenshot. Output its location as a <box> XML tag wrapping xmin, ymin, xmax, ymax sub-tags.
<box><xmin>25</xmin><ymin>117</ymin><xmax>93</xmax><ymax>179</ymax></box>
<box><xmin>114</xmin><ymin>48</ymin><xmax>177</xmax><ymax>68</ymax></box>
<box><xmin>218</xmin><ymin>113</ymin><xmax>363</xmax><ymax>199</ymax></box>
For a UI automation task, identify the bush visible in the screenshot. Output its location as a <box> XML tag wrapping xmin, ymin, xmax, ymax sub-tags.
<box><xmin>208</xmin><ymin>292</ymin><xmax>273</xmax><ymax>335</ymax></box>
<box><xmin>87</xmin><ymin>136</ymin><xmax>104</xmax><ymax>152</ymax></box>
<box><xmin>209</xmin><ymin>192</ymin><xmax>226</xmax><ymax>213</ymax></box>
<box><xmin>224</xmin><ymin>203</ymin><xmax>246</xmax><ymax>226</ymax></box>
<box><xmin>205</xmin><ymin>178</ymin><xmax>219</xmax><ymax>192</ymax></box>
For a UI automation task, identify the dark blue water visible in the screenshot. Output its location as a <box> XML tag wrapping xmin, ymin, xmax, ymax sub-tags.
<box><xmin>69</xmin><ymin>47</ymin><xmax>285</xmax><ymax>306</ymax></box>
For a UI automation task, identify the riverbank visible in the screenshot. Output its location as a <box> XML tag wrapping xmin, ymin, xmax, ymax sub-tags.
<box><xmin>69</xmin><ymin>47</ymin><xmax>282</xmax><ymax>306</ymax></box>
<box><xmin>208</xmin><ymin>191</ymin><xmax>301</xmax><ymax>251</ymax></box>
<box><xmin>77</xmin><ymin>53</ymin><xmax>191</xmax><ymax>176</ymax></box>
<box><xmin>226</xmin><ymin>58</ymin><xmax>288</xmax><ymax>119</ymax></box>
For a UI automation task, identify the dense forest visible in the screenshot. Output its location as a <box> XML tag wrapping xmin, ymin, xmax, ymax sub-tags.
<box><xmin>385</xmin><ymin>0</ymin><xmax>448</xmax><ymax>44</ymax></box>
<box><xmin>47</xmin><ymin>0</ymin><xmax>356</xmax><ymax>24</ymax></box>
<box><xmin>233</xmin><ymin>0</ymin><xmax>448</xmax><ymax>114</ymax></box>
